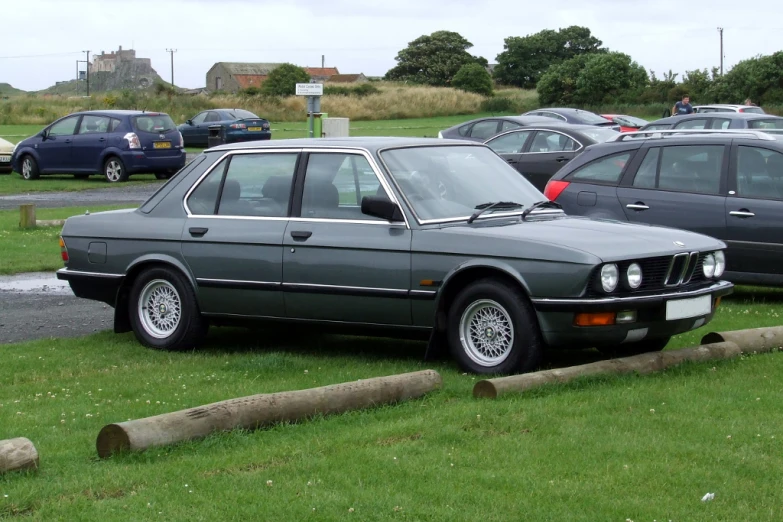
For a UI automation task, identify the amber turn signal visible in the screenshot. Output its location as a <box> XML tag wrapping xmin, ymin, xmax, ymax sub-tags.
<box><xmin>574</xmin><ymin>312</ymin><xmax>616</xmax><ymax>326</ymax></box>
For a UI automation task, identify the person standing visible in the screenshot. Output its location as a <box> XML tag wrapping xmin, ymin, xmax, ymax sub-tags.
<box><xmin>672</xmin><ymin>95</ymin><xmax>694</xmax><ymax>116</ymax></box>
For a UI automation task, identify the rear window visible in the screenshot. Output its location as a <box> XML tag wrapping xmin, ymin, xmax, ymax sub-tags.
<box><xmin>580</xmin><ymin>128</ymin><xmax>620</xmax><ymax>142</ymax></box>
<box><xmin>132</xmin><ymin>114</ymin><xmax>177</xmax><ymax>133</ymax></box>
<box><xmin>228</xmin><ymin>109</ymin><xmax>261</xmax><ymax>120</ymax></box>
<box><xmin>575</xmin><ymin>111</ymin><xmax>613</xmax><ymax>124</ymax></box>
<box><xmin>748</xmin><ymin>119</ymin><xmax>783</xmax><ymax>130</ymax></box>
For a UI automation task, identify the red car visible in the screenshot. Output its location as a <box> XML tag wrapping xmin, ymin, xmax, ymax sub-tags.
<box><xmin>600</xmin><ymin>114</ymin><xmax>649</xmax><ymax>133</ymax></box>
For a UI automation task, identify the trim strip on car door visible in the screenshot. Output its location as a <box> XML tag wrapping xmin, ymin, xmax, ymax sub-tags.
<box><xmin>195</xmin><ymin>278</ymin><xmax>437</xmax><ymax>300</ymax></box>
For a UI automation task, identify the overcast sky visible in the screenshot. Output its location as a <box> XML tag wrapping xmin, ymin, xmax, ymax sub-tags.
<box><xmin>5</xmin><ymin>0</ymin><xmax>782</xmax><ymax>91</ymax></box>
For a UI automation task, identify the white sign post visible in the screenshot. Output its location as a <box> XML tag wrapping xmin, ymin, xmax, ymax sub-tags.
<box><xmin>296</xmin><ymin>82</ymin><xmax>323</xmax><ymax>138</ymax></box>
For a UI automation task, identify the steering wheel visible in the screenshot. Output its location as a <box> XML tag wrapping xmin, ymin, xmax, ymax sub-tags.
<box><xmin>410</xmin><ymin>170</ymin><xmax>448</xmax><ymax>200</ymax></box>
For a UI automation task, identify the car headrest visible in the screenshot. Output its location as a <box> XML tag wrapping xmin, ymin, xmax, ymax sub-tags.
<box><xmin>261</xmin><ymin>175</ymin><xmax>292</xmax><ymax>202</ymax></box>
<box><xmin>222</xmin><ymin>179</ymin><xmax>241</xmax><ymax>201</ymax></box>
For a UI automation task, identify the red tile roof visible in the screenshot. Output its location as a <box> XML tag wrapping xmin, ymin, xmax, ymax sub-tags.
<box><xmin>305</xmin><ymin>67</ymin><xmax>339</xmax><ymax>77</ymax></box>
<box><xmin>234</xmin><ymin>74</ymin><xmax>268</xmax><ymax>88</ymax></box>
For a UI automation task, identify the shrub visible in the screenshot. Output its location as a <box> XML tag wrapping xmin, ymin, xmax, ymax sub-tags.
<box><xmin>452</xmin><ymin>63</ymin><xmax>494</xmax><ymax>96</ymax></box>
<box><xmin>261</xmin><ymin>64</ymin><xmax>311</xmax><ymax>97</ymax></box>
<box><xmin>480</xmin><ymin>97</ymin><xmax>515</xmax><ymax>113</ymax></box>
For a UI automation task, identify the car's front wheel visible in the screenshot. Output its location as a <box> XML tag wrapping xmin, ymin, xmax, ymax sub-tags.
<box><xmin>154</xmin><ymin>172</ymin><xmax>172</xmax><ymax>180</ymax></box>
<box><xmin>447</xmin><ymin>278</ymin><xmax>542</xmax><ymax>375</ymax></box>
<box><xmin>20</xmin><ymin>155</ymin><xmax>40</xmax><ymax>180</ymax></box>
<box><xmin>129</xmin><ymin>267</ymin><xmax>208</xmax><ymax>351</ymax></box>
<box><xmin>598</xmin><ymin>336</ymin><xmax>671</xmax><ymax>358</ymax></box>
<box><xmin>104</xmin><ymin>156</ymin><xmax>128</xmax><ymax>183</ymax></box>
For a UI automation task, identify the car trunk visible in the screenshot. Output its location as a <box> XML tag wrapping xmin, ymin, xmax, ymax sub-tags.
<box><xmin>132</xmin><ymin>114</ymin><xmax>182</xmax><ymax>157</ymax></box>
<box><xmin>238</xmin><ymin>118</ymin><xmax>270</xmax><ymax>132</ymax></box>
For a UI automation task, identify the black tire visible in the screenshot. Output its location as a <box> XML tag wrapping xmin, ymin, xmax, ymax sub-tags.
<box><xmin>154</xmin><ymin>172</ymin><xmax>171</xmax><ymax>180</ymax></box>
<box><xmin>128</xmin><ymin>266</ymin><xmax>208</xmax><ymax>351</ymax></box>
<box><xmin>598</xmin><ymin>336</ymin><xmax>671</xmax><ymax>358</ymax></box>
<box><xmin>20</xmin><ymin>155</ymin><xmax>40</xmax><ymax>180</ymax></box>
<box><xmin>74</xmin><ymin>174</ymin><xmax>90</xmax><ymax>179</ymax></box>
<box><xmin>103</xmin><ymin>156</ymin><xmax>128</xmax><ymax>183</ymax></box>
<box><xmin>447</xmin><ymin>278</ymin><xmax>543</xmax><ymax>375</ymax></box>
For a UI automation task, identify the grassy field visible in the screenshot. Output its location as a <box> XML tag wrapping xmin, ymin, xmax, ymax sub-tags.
<box><xmin>0</xmin><ymin>205</ymin><xmax>132</xmax><ymax>274</ymax></box>
<box><xmin>0</xmin><ymin>288</ymin><xmax>782</xmax><ymax>520</ymax></box>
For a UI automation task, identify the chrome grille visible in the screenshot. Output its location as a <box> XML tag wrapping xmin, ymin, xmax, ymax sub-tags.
<box><xmin>587</xmin><ymin>252</ymin><xmax>709</xmax><ymax>296</ymax></box>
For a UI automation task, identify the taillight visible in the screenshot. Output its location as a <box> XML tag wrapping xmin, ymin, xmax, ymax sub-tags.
<box><xmin>124</xmin><ymin>132</ymin><xmax>141</xmax><ymax>149</ymax></box>
<box><xmin>544</xmin><ymin>180</ymin><xmax>570</xmax><ymax>201</ymax></box>
<box><xmin>262</xmin><ymin>122</ymin><xmax>270</xmax><ymax>130</ymax></box>
<box><xmin>739</xmin><ymin>108</ymin><xmax>745</xmax><ymax>112</ymax></box>
<box><xmin>179</xmin><ymin>131</ymin><xmax>184</xmax><ymax>148</ymax></box>
<box><xmin>229</xmin><ymin>123</ymin><xmax>247</xmax><ymax>129</ymax></box>
<box><xmin>59</xmin><ymin>236</ymin><xmax>69</xmax><ymax>263</ymax></box>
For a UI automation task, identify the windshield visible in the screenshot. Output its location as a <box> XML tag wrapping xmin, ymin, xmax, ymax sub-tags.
<box><xmin>748</xmin><ymin>119</ymin><xmax>783</xmax><ymax>130</ymax></box>
<box><xmin>575</xmin><ymin>110</ymin><xmax>613</xmax><ymax>124</ymax></box>
<box><xmin>579</xmin><ymin>128</ymin><xmax>620</xmax><ymax>142</ymax></box>
<box><xmin>132</xmin><ymin>114</ymin><xmax>177</xmax><ymax>133</ymax></box>
<box><xmin>229</xmin><ymin>109</ymin><xmax>261</xmax><ymax>120</ymax></box>
<box><xmin>379</xmin><ymin>145</ymin><xmax>547</xmax><ymax>222</ymax></box>
<box><xmin>614</xmin><ymin>115</ymin><xmax>648</xmax><ymax>127</ymax></box>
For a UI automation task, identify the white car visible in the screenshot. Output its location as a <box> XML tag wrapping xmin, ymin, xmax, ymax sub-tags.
<box><xmin>0</xmin><ymin>137</ymin><xmax>13</xmax><ymax>173</ymax></box>
<box><xmin>693</xmin><ymin>104</ymin><xmax>765</xmax><ymax>114</ymax></box>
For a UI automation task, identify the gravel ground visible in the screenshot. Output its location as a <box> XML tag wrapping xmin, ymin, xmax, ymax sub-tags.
<box><xmin>0</xmin><ymin>272</ymin><xmax>112</xmax><ymax>344</ymax></box>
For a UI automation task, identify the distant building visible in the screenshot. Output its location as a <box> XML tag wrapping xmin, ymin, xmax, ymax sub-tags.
<box><xmin>327</xmin><ymin>73</ymin><xmax>368</xmax><ymax>84</ymax></box>
<box><xmin>206</xmin><ymin>63</ymin><xmax>342</xmax><ymax>93</ymax></box>
<box><xmin>303</xmin><ymin>67</ymin><xmax>340</xmax><ymax>82</ymax></box>
<box><xmin>90</xmin><ymin>46</ymin><xmax>152</xmax><ymax>74</ymax></box>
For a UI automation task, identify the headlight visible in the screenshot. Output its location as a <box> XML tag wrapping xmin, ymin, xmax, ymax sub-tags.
<box><xmin>600</xmin><ymin>264</ymin><xmax>619</xmax><ymax>292</ymax></box>
<box><xmin>626</xmin><ymin>263</ymin><xmax>642</xmax><ymax>289</ymax></box>
<box><xmin>702</xmin><ymin>254</ymin><xmax>716</xmax><ymax>278</ymax></box>
<box><xmin>713</xmin><ymin>251</ymin><xmax>725</xmax><ymax>278</ymax></box>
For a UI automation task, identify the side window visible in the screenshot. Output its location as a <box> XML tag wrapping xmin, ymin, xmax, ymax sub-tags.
<box><xmin>569</xmin><ymin>152</ymin><xmax>632</xmax><ymax>184</ymax></box>
<box><xmin>109</xmin><ymin>118</ymin><xmax>122</xmax><ymax>132</ymax></box>
<box><xmin>674</xmin><ymin>119</ymin><xmax>709</xmax><ymax>129</ymax></box>
<box><xmin>736</xmin><ymin>146</ymin><xmax>783</xmax><ymax>201</ymax></box>
<box><xmin>204</xmin><ymin>112</ymin><xmax>221</xmax><ymax>123</ymax></box>
<box><xmin>77</xmin><ymin>115</ymin><xmax>111</xmax><ymax>134</ymax></box>
<box><xmin>191</xmin><ymin>112</ymin><xmax>208</xmax><ymax>125</ymax></box>
<box><xmin>658</xmin><ymin>145</ymin><xmax>724</xmax><ymax>194</ymax></box>
<box><xmin>186</xmin><ymin>159</ymin><xmax>228</xmax><ymax>215</ymax></box>
<box><xmin>457</xmin><ymin>124</ymin><xmax>471</xmax><ymax>137</ymax></box>
<box><xmin>501</xmin><ymin>120</ymin><xmax>521</xmax><ymax>132</ymax></box>
<box><xmin>632</xmin><ymin>148</ymin><xmax>660</xmax><ymax>188</ymax></box>
<box><xmin>644</xmin><ymin>124</ymin><xmax>672</xmax><ymax>131</ymax></box>
<box><xmin>528</xmin><ymin>131</ymin><xmax>578</xmax><ymax>153</ymax></box>
<box><xmin>301</xmin><ymin>153</ymin><xmax>387</xmax><ymax>220</ymax></box>
<box><xmin>217</xmin><ymin>153</ymin><xmax>298</xmax><ymax>217</ymax></box>
<box><xmin>711</xmin><ymin>119</ymin><xmax>731</xmax><ymax>130</ymax></box>
<box><xmin>539</xmin><ymin>112</ymin><xmax>565</xmax><ymax>121</ymax></box>
<box><xmin>48</xmin><ymin>116</ymin><xmax>79</xmax><ymax>137</ymax></box>
<box><xmin>486</xmin><ymin>131</ymin><xmax>532</xmax><ymax>154</ymax></box>
<box><xmin>468</xmin><ymin>120</ymin><xmax>499</xmax><ymax>140</ymax></box>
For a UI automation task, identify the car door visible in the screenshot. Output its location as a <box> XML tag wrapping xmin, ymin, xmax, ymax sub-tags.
<box><xmin>282</xmin><ymin>150</ymin><xmax>412</xmax><ymax>325</ymax></box>
<box><xmin>198</xmin><ymin>111</ymin><xmax>222</xmax><ymax>146</ymax></box>
<box><xmin>181</xmin><ymin>111</ymin><xmax>209</xmax><ymax>147</ymax></box>
<box><xmin>71</xmin><ymin>115</ymin><xmax>110</xmax><ymax>171</ymax></box>
<box><xmin>723</xmin><ymin>143</ymin><xmax>783</xmax><ymax>279</ymax></box>
<box><xmin>37</xmin><ymin>115</ymin><xmax>81</xmax><ymax>172</ymax></box>
<box><xmin>513</xmin><ymin>130</ymin><xmax>581</xmax><ymax>191</ymax></box>
<box><xmin>180</xmin><ymin>150</ymin><xmax>300</xmax><ymax>317</ymax></box>
<box><xmin>484</xmin><ymin>130</ymin><xmax>534</xmax><ymax>173</ymax></box>
<box><xmin>616</xmin><ymin>143</ymin><xmax>728</xmax><ymax>240</ymax></box>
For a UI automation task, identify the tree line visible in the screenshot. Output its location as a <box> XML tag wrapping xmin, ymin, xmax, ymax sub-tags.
<box><xmin>382</xmin><ymin>28</ymin><xmax>783</xmax><ymax>106</ymax></box>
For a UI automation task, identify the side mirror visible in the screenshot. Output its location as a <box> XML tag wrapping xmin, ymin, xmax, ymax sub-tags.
<box><xmin>361</xmin><ymin>196</ymin><xmax>404</xmax><ymax>222</ymax></box>
<box><xmin>39</xmin><ymin>130</ymin><xmax>48</xmax><ymax>140</ymax></box>
<box><xmin>186</xmin><ymin>119</ymin><xmax>193</xmax><ymax>126</ymax></box>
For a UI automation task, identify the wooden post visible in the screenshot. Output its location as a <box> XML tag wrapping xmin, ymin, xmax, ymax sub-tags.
<box><xmin>97</xmin><ymin>369</ymin><xmax>442</xmax><ymax>458</ymax></box>
<box><xmin>19</xmin><ymin>204</ymin><xmax>36</xmax><ymax>229</ymax></box>
<box><xmin>0</xmin><ymin>437</ymin><xmax>39</xmax><ymax>474</ymax></box>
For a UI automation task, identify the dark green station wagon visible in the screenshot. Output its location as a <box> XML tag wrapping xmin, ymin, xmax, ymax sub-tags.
<box><xmin>56</xmin><ymin>137</ymin><xmax>733</xmax><ymax>375</ymax></box>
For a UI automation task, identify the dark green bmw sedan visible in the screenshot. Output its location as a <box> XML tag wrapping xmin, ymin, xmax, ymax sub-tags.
<box><xmin>56</xmin><ymin>137</ymin><xmax>733</xmax><ymax>375</ymax></box>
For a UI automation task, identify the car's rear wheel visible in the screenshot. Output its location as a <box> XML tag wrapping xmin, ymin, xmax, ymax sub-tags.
<box><xmin>20</xmin><ymin>155</ymin><xmax>39</xmax><ymax>180</ymax></box>
<box><xmin>447</xmin><ymin>278</ymin><xmax>542</xmax><ymax>375</ymax></box>
<box><xmin>154</xmin><ymin>172</ymin><xmax>171</xmax><ymax>180</ymax></box>
<box><xmin>598</xmin><ymin>336</ymin><xmax>671</xmax><ymax>358</ymax></box>
<box><xmin>104</xmin><ymin>156</ymin><xmax>128</xmax><ymax>183</ymax></box>
<box><xmin>129</xmin><ymin>267</ymin><xmax>208</xmax><ymax>351</ymax></box>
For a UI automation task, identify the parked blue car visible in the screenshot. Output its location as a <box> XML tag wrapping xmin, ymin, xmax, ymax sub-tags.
<box><xmin>177</xmin><ymin>108</ymin><xmax>271</xmax><ymax>148</ymax></box>
<box><xmin>11</xmin><ymin>110</ymin><xmax>187</xmax><ymax>182</ymax></box>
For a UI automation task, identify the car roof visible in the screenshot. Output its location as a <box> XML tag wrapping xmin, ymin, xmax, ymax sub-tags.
<box><xmin>207</xmin><ymin>136</ymin><xmax>484</xmax><ymax>153</ymax></box>
<box><xmin>646</xmin><ymin>112</ymin><xmax>782</xmax><ymax>125</ymax></box>
<box><xmin>530</xmin><ymin>108</ymin><xmax>602</xmax><ymax>117</ymax></box>
<box><xmin>76</xmin><ymin>110</ymin><xmax>171</xmax><ymax>116</ymax></box>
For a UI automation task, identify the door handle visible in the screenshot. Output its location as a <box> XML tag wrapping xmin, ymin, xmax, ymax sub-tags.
<box><xmin>189</xmin><ymin>227</ymin><xmax>208</xmax><ymax>237</ymax></box>
<box><xmin>64</xmin><ymin>139</ymin><xmax>72</xmax><ymax>144</ymax></box>
<box><xmin>506</xmin><ymin>158</ymin><xmax>515</xmax><ymax>163</ymax></box>
<box><xmin>729</xmin><ymin>210</ymin><xmax>755</xmax><ymax>218</ymax></box>
<box><xmin>290</xmin><ymin>230</ymin><xmax>313</xmax><ymax>241</ymax></box>
<box><xmin>626</xmin><ymin>203</ymin><xmax>649</xmax><ymax>210</ymax></box>
<box><xmin>98</xmin><ymin>137</ymin><xmax>106</xmax><ymax>142</ymax></box>
<box><xmin>555</xmin><ymin>156</ymin><xmax>570</xmax><ymax>162</ymax></box>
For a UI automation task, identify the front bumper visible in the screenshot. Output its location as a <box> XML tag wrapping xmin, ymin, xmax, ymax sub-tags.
<box><xmin>56</xmin><ymin>268</ymin><xmax>124</xmax><ymax>307</ymax></box>
<box><xmin>532</xmin><ymin>280</ymin><xmax>734</xmax><ymax>348</ymax></box>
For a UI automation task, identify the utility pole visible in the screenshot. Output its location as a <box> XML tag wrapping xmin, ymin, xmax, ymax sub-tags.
<box><xmin>166</xmin><ymin>49</ymin><xmax>177</xmax><ymax>87</ymax></box>
<box><xmin>83</xmin><ymin>50</ymin><xmax>90</xmax><ymax>96</ymax></box>
<box><xmin>75</xmin><ymin>60</ymin><xmax>79</xmax><ymax>96</ymax></box>
<box><xmin>717</xmin><ymin>27</ymin><xmax>724</xmax><ymax>75</ymax></box>
<box><xmin>321</xmin><ymin>54</ymin><xmax>325</xmax><ymax>69</ymax></box>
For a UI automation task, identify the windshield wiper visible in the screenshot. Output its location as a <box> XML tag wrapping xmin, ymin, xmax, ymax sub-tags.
<box><xmin>520</xmin><ymin>200</ymin><xmax>562</xmax><ymax>221</ymax></box>
<box><xmin>467</xmin><ymin>201</ymin><xmax>524</xmax><ymax>224</ymax></box>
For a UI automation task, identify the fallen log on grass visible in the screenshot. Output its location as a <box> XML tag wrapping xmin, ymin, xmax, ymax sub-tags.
<box><xmin>475</xmin><ymin>339</ymin><xmax>762</xmax><ymax>399</ymax></box>
<box><xmin>0</xmin><ymin>437</ymin><xmax>39</xmax><ymax>474</ymax></box>
<box><xmin>97</xmin><ymin>369</ymin><xmax>442</xmax><ymax>458</ymax></box>
<box><xmin>702</xmin><ymin>326</ymin><xmax>783</xmax><ymax>352</ymax></box>
<box><xmin>35</xmin><ymin>219</ymin><xmax>65</xmax><ymax>227</ymax></box>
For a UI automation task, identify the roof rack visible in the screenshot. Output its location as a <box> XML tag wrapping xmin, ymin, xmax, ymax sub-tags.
<box><xmin>607</xmin><ymin>128</ymin><xmax>777</xmax><ymax>142</ymax></box>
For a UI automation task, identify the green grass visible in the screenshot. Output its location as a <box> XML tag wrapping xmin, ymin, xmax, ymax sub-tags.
<box><xmin>0</xmin><ymin>205</ymin><xmax>133</xmax><ymax>274</ymax></box>
<box><xmin>0</xmin><ymin>290</ymin><xmax>782</xmax><ymax>520</ymax></box>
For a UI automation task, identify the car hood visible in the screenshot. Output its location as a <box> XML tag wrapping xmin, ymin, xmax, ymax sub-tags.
<box><xmin>428</xmin><ymin>215</ymin><xmax>725</xmax><ymax>263</ymax></box>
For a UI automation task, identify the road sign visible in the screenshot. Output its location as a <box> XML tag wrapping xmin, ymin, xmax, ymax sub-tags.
<box><xmin>296</xmin><ymin>83</ymin><xmax>323</xmax><ymax>96</ymax></box>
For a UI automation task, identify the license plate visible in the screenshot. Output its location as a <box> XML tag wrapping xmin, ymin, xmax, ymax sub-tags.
<box><xmin>0</xmin><ymin>155</ymin><xmax>9</xmax><ymax>162</ymax></box>
<box><xmin>665</xmin><ymin>295</ymin><xmax>711</xmax><ymax>320</ymax></box>
<box><xmin>247</xmin><ymin>127</ymin><xmax>262</xmax><ymax>132</ymax></box>
<box><xmin>153</xmin><ymin>142</ymin><xmax>171</xmax><ymax>149</ymax></box>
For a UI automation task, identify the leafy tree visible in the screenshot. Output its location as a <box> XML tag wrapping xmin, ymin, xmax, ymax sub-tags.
<box><xmin>384</xmin><ymin>31</ymin><xmax>487</xmax><ymax>86</ymax></box>
<box><xmin>494</xmin><ymin>26</ymin><xmax>605</xmax><ymax>88</ymax></box>
<box><xmin>537</xmin><ymin>52</ymin><xmax>648</xmax><ymax>105</ymax></box>
<box><xmin>261</xmin><ymin>64</ymin><xmax>310</xmax><ymax>96</ymax></box>
<box><xmin>719</xmin><ymin>51</ymin><xmax>783</xmax><ymax>104</ymax></box>
<box><xmin>452</xmin><ymin>63</ymin><xmax>494</xmax><ymax>96</ymax></box>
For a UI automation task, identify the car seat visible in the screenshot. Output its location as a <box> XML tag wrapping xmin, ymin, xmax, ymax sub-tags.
<box><xmin>737</xmin><ymin>148</ymin><xmax>772</xmax><ymax>198</ymax></box>
<box><xmin>301</xmin><ymin>180</ymin><xmax>340</xmax><ymax>218</ymax></box>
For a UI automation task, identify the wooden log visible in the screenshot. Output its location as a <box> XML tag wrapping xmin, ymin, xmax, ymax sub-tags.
<box><xmin>702</xmin><ymin>326</ymin><xmax>783</xmax><ymax>353</ymax></box>
<box><xmin>97</xmin><ymin>369</ymin><xmax>442</xmax><ymax>458</ymax></box>
<box><xmin>473</xmin><ymin>341</ymin><xmax>744</xmax><ymax>398</ymax></box>
<box><xmin>0</xmin><ymin>437</ymin><xmax>39</xmax><ymax>474</ymax></box>
<box><xmin>19</xmin><ymin>204</ymin><xmax>36</xmax><ymax>229</ymax></box>
<box><xmin>35</xmin><ymin>219</ymin><xmax>65</xmax><ymax>227</ymax></box>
